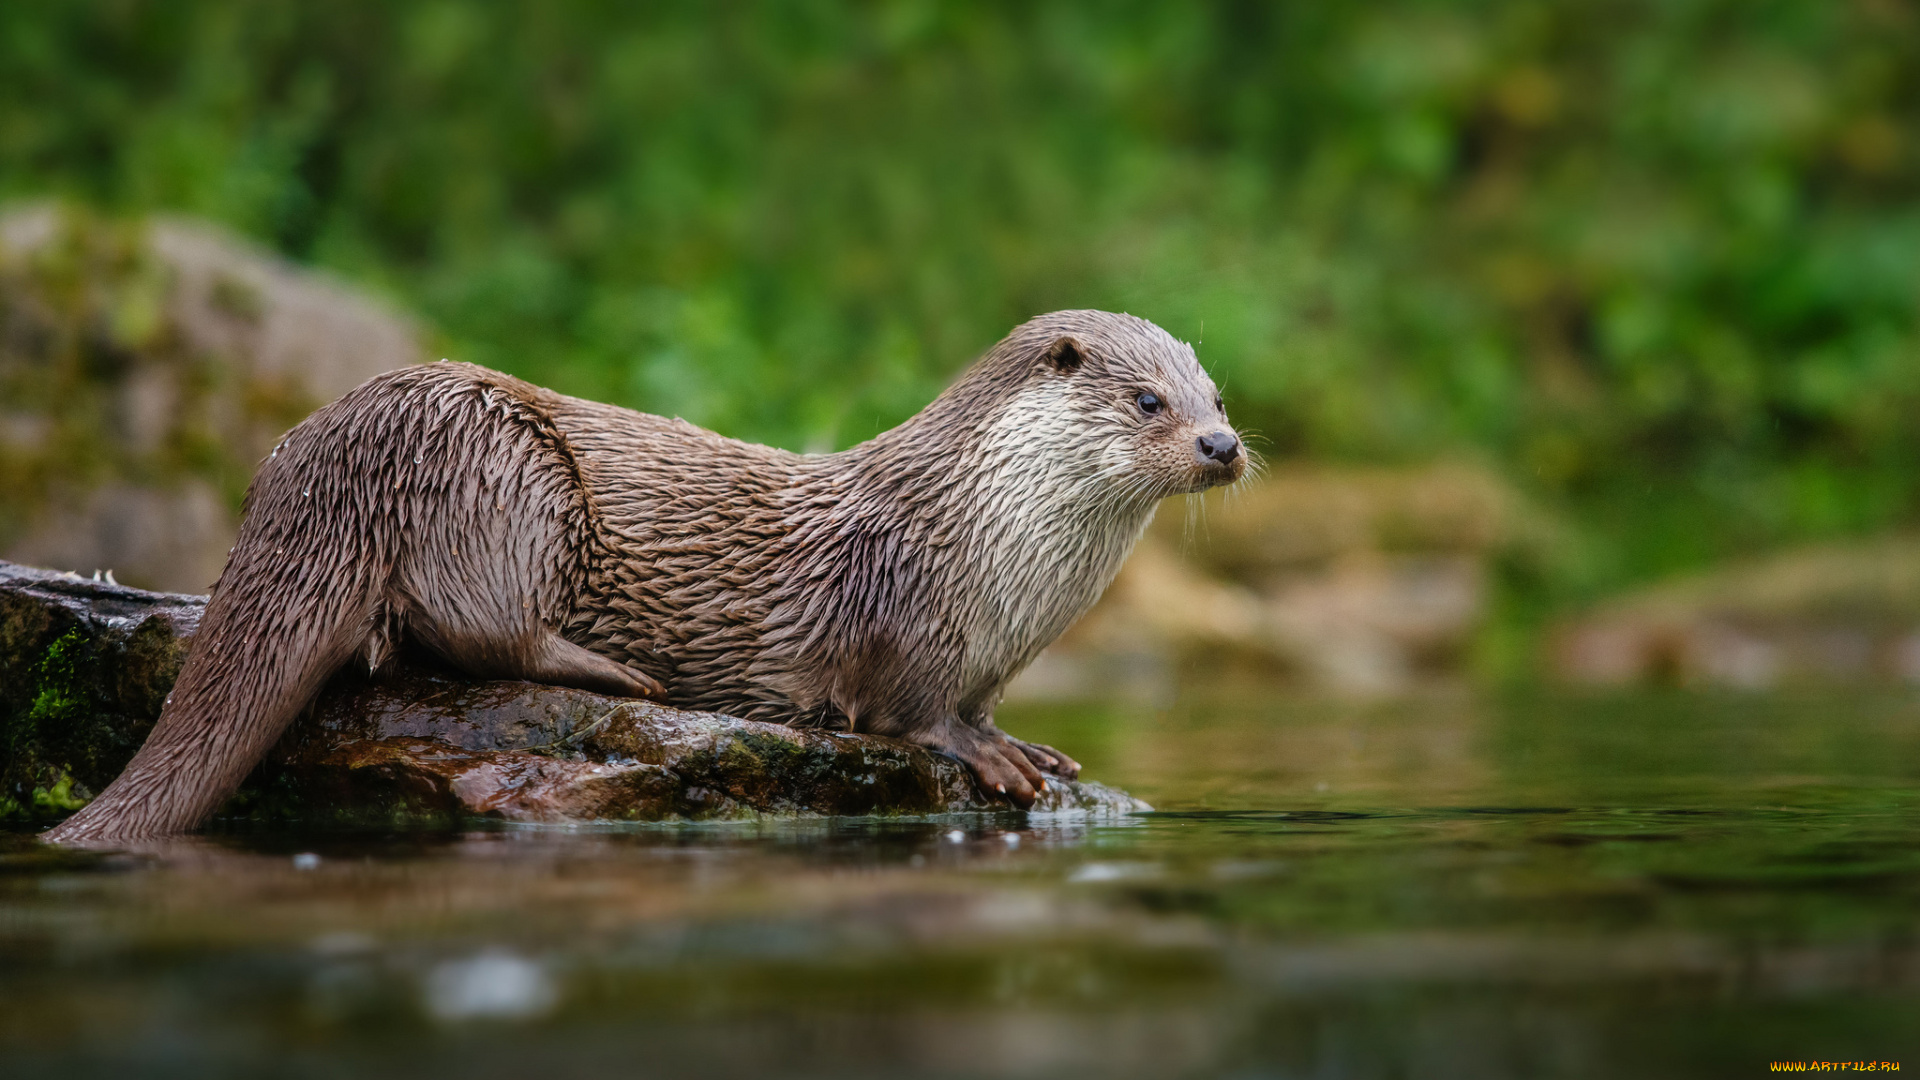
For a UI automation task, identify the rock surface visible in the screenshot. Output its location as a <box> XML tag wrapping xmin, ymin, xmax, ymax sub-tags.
<box><xmin>0</xmin><ymin>560</ymin><xmax>1146</xmax><ymax>826</ymax></box>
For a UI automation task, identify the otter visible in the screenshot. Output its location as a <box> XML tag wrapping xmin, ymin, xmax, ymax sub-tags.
<box><xmin>45</xmin><ymin>310</ymin><xmax>1245</xmax><ymax>843</ymax></box>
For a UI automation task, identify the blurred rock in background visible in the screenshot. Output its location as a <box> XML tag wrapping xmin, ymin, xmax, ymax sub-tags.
<box><xmin>1552</xmin><ymin>538</ymin><xmax>1920</xmax><ymax>690</ymax></box>
<box><xmin>1009</xmin><ymin>463</ymin><xmax>1546</xmax><ymax>699</ymax></box>
<box><xmin>0</xmin><ymin>206</ymin><xmax>423</xmax><ymax>592</ymax></box>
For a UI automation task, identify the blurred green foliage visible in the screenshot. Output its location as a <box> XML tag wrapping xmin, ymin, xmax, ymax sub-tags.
<box><xmin>1</xmin><ymin>1</ymin><xmax>1917</xmax><ymax>598</ymax></box>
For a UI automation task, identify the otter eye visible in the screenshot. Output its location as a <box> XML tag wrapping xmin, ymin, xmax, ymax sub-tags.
<box><xmin>1214</xmin><ymin>395</ymin><xmax>1224</xmax><ymax>413</ymax></box>
<box><xmin>1135</xmin><ymin>392</ymin><xmax>1164</xmax><ymax>416</ymax></box>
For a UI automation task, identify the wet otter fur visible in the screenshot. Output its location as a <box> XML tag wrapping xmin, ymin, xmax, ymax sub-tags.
<box><xmin>46</xmin><ymin>310</ymin><xmax>1245</xmax><ymax>843</ymax></box>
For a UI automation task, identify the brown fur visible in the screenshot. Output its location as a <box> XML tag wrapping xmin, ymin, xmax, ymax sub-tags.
<box><xmin>46</xmin><ymin>311</ymin><xmax>1244</xmax><ymax>843</ymax></box>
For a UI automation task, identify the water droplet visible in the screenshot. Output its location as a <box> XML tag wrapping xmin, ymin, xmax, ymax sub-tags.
<box><xmin>414</xmin><ymin>454</ymin><xmax>422</xmax><ymax>464</ymax></box>
<box><xmin>292</xmin><ymin>852</ymin><xmax>320</xmax><ymax>871</ymax></box>
<box><xmin>945</xmin><ymin>830</ymin><xmax>965</xmax><ymax>844</ymax></box>
<box><xmin>1003</xmin><ymin>834</ymin><xmax>1020</xmax><ymax>848</ymax></box>
<box><xmin>303</xmin><ymin>489</ymin><xmax>310</xmax><ymax>497</ymax></box>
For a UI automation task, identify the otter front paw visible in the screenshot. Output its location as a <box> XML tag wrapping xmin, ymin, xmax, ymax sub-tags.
<box><xmin>1005</xmin><ymin>737</ymin><xmax>1080</xmax><ymax>780</ymax></box>
<box><xmin>939</xmin><ymin>729</ymin><xmax>1047</xmax><ymax>808</ymax></box>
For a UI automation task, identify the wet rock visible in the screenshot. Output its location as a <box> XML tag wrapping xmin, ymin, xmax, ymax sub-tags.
<box><xmin>0</xmin><ymin>562</ymin><xmax>201</xmax><ymax>815</ymax></box>
<box><xmin>0</xmin><ymin>560</ymin><xmax>1147</xmax><ymax>825</ymax></box>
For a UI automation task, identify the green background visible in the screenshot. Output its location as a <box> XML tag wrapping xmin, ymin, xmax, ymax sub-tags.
<box><xmin>3</xmin><ymin>0</ymin><xmax>1917</xmax><ymax>608</ymax></box>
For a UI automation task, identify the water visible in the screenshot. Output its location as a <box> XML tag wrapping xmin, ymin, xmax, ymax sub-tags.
<box><xmin>5</xmin><ymin>688</ymin><xmax>1918</xmax><ymax>1078</ymax></box>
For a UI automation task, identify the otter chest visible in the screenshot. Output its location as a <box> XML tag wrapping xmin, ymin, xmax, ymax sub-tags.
<box><xmin>951</xmin><ymin>497</ymin><xmax>1153</xmax><ymax>698</ymax></box>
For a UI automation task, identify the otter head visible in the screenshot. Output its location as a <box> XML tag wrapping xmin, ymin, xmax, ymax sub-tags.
<box><xmin>990</xmin><ymin>310</ymin><xmax>1246</xmax><ymax>504</ymax></box>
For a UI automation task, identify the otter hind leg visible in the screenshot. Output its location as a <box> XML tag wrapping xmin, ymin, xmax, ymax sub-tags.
<box><xmin>515</xmin><ymin>631</ymin><xmax>664</xmax><ymax>699</ymax></box>
<box><xmin>408</xmin><ymin>611</ymin><xmax>664</xmax><ymax>700</ymax></box>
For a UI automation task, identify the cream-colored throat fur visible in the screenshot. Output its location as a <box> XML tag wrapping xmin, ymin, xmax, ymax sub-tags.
<box><xmin>951</xmin><ymin>381</ymin><xmax>1159</xmax><ymax>696</ymax></box>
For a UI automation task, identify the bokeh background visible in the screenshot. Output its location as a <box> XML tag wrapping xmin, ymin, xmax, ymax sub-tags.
<box><xmin>3</xmin><ymin>0</ymin><xmax>1919</xmax><ymax>690</ymax></box>
<box><xmin>6</xmin><ymin>11</ymin><xmax>1920</xmax><ymax>1074</ymax></box>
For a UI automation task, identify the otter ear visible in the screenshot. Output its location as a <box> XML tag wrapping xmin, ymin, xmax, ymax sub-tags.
<box><xmin>1043</xmin><ymin>336</ymin><xmax>1086</xmax><ymax>374</ymax></box>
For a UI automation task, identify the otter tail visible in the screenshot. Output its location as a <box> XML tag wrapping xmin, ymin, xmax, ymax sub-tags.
<box><xmin>42</xmin><ymin>404</ymin><xmax>402</xmax><ymax>845</ymax></box>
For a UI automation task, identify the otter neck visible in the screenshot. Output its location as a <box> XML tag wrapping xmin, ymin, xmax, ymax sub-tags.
<box><xmin>841</xmin><ymin>377</ymin><xmax>1161</xmax><ymax>700</ymax></box>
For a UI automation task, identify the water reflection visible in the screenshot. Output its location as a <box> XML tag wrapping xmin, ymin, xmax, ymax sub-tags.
<box><xmin>5</xmin><ymin>689</ymin><xmax>1920</xmax><ymax>1077</ymax></box>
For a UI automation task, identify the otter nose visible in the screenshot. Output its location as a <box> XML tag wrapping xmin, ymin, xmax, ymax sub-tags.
<box><xmin>1197</xmin><ymin>431</ymin><xmax>1240</xmax><ymax>465</ymax></box>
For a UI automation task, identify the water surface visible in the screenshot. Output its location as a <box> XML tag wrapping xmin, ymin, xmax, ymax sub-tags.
<box><xmin>5</xmin><ymin>689</ymin><xmax>1918</xmax><ymax>1078</ymax></box>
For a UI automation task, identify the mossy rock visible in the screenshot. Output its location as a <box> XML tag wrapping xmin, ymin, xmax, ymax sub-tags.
<box><xmin>0</xmin><ymin>562</ymin><xmax>200</xmax><ymax>816</ymax></box>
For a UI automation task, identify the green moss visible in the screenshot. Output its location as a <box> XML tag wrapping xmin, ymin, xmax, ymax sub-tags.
<box><xmin>2</xmin><ymin>629</ymin><xmax>85</xmax><ymax>819</ymax></box>
<box><xmin>25</xmin><ymin>629</ymin><xmax>87</xmax><ymax>725</ymax></box>
<box><xmin>1</xmin><ymin>627</ymin><xmax>130</xmax><ymax>821</ymax></box>
<box><xmin>30</xmin><ymin>771</ymin><xmax>86</xmax><ymax>812</ymax></box>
